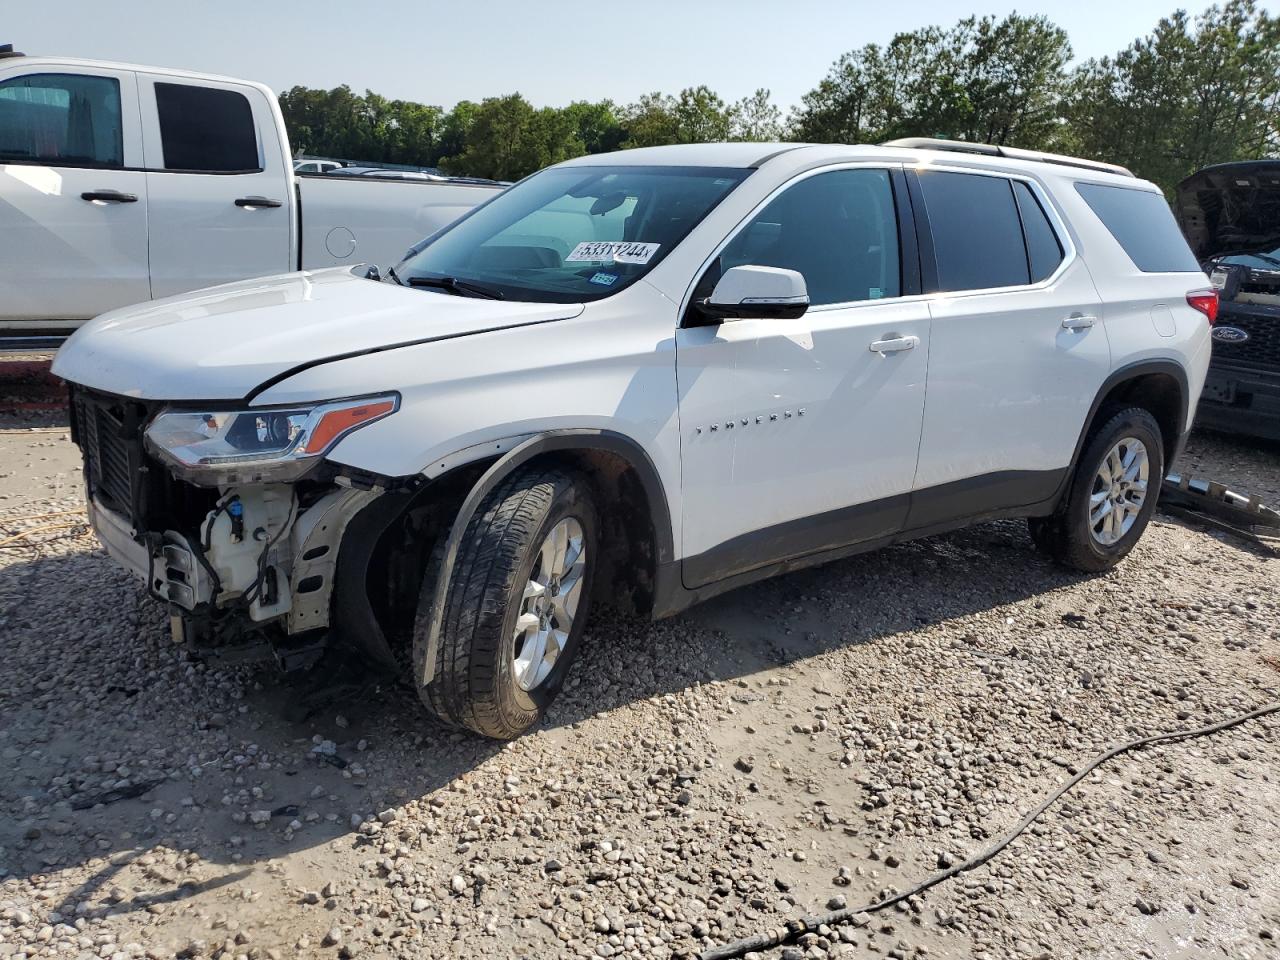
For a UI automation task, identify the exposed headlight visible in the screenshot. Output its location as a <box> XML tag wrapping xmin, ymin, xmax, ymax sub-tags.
<box><xmin>144</xmin><ymin>394</ymin><xmax>399</xmax><ymax>483</ymax></box>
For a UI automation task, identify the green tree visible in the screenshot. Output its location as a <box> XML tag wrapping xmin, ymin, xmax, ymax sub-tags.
<box><xmin>562</xmin><ymin>100</ymin><xmax>626</xmax><ymax>154</ymax></box>
<box><xmin>439</xmin><ymin>94</ymin><xmax>587</xmax><ymax>180</ymax></box>
<box><xmin>1062</xmin><ymin>0</ymin><xmax>1280</xmax><ymax>192</ymax></box>
<box><xmin>791</xmin><ymin>13</ymin><xmax>1072</xmax><ymax>149</ymax></box>
<box><xmin>672</xmin><ymin>85</ymin><xmax>734</xmax><ymax>142</ymax></box>
<box><xmin>620</xmin><ymin>92</ymin><xmax>679</xmax><ymax>148</ymax></box>
<box><xmin>731</xmin><ymin>88</ymin><xmax>783</xmax><ymax>141</ymax></box>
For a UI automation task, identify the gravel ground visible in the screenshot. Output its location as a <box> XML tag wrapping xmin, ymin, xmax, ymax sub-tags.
<box><xmin>1</xmin><ymin>423</ymin><xmax>1277</xmax><ymax>960</ymax></box>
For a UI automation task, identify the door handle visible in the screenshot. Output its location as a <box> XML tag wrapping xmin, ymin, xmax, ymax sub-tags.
<box><xmin>81</xmin><ymin>190</ymin><xmax>138</xmax><ymax>203</ymax></box>
<box><xmin>1061</xmin><ymin>315</ymin><xmax>1097</xmax><ymax>331</ymax></box>
<box><xmin>235</xmin><ymin>196</ymin><xmax>283</xmax><ymax>208</ymax></box>
<box><xmin>869</xmin><ymin>335</ymin><xmax>919</xmax><ymax>354</ymax></box>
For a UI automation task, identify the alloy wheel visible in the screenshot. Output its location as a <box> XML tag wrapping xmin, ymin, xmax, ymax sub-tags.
<box><xmin>1088</xmin><ymin>437</ymin><xmax>1150</xmax><ymax>546</ymax></box>
<box><xmin>512</xmin><ymin>517</ymin><xmax>586</xmax><ymax>691</ymax></box>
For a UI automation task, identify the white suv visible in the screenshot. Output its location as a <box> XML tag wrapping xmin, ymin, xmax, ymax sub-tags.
<box><xmin>54</xmin><ymin>139</ymin><xmax>1215</xmax><ymax>739</ymax></box>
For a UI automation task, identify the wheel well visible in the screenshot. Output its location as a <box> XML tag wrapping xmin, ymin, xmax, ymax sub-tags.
<box><xmin>354</xmin><ymin>445</ymin><xmax>661</xmax><ymax>667</ymax></box>
<box><xmin>537</xmin><ymin>448</ymin><xmax>659</xmax><ymax>618</ymax></box>
<box><xmin>1093</xmin><ymin>371</ymin><xmax>1183</xmax><ymax>467</ymax></box>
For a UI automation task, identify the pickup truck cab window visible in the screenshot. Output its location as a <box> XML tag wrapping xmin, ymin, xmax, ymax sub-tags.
<box><xmin>398</xmin><ymin>165</ymin><xmax>749</xmax><ymax>303</ymax></box>
<box><xmin>0</xmin><ymin>73</ymin><xmax>123</xmax><ymax>167</ymax></box>
<box><xmin>715</xmin><ymin>167</ymin><xmax>901</xmax><ymax>306</ymax></box>
<box><xmin>155</xmin><ymin>82</ymin><xmax>260</xmax><ymax>172</ymax></box>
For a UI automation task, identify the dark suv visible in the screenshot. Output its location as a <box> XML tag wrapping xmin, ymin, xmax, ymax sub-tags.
<box><xmin>1176</xmin><ymin>160</ymin><xmax>1280</xmax><ymax>440</ymax></box>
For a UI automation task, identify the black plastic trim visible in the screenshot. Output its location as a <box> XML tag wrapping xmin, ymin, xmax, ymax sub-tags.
<box><xmin>682</xmin><ymin>494</ymin><xmax>909</xmax><ymax>589</ymax></box>
<box><xmin>332</xmin><ymin>490</ymin><xmax>415</xmax><ymax>672</ymax></box>
<box><xmin>890</xmin><ymin>167</ymin><xmax>922</xmax><ymax>297</ymax></box>
<box><xmin>905</xmin><ymin>468</ymin><xmax>1064</xmax><ymax>530</ymax></box>
<box><xmin>904</xmin><ymin>170</ymin><xmax>940</xmax><ymax>294</ymax></box>
<box><xmin>676</xmin><ymin>467</ymin><xmax>1063</xmax><ymax>595</ymax></box>
<box><xmin>653</xmin><ymin>470</ymin><xmax>1068</xmax><ymax>618</ymax></box>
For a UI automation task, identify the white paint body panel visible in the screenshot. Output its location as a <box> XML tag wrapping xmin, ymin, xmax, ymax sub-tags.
<box><xmin>135</xmin><ymin>71</ymin><xmax>294</xmax><ymax>298</ymax></box>
<box><xmin>296</xmin><ymin>175</ymin><xmax>498</xmax><ymax>272</ymax></box>
<box><xmin>915</xmin><ymin>258</ymin><xmax>1108</xmax><ymax>487</ymax></box>
<box><xmin>676</xmin><ymin>298</ymin><xmax>929</xmax><ymax>559</ymax></box>
<box><xmin>52</xmin><ymin>268</ymin><xmax>581</xmax><ymax>401</ymax></box>
<box><xmin>55</xmin><ymin>140</ymin><xmax>1214</xmax><ymax>576</ymax></box>
<box><xmin>0</xmin><ymin>64</ymin><xmax>149</xmax><ymax>323</ymax></box>
<box><xmin>0</xmin><ymin>56</ymin><xmax>498</xmax><ymax>332</ymax></box>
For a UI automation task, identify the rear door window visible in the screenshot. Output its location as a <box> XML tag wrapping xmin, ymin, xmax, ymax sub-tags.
<box><xmin>918</xmin><ymin>171</ymin><xmax>1029</xmax><ymax>291</ymax></box>
<box><xmin>1013</xmin><ymin>181</ymin><xmax>1064</xmax><ymax>282</ymax></box>
<box><xmin>0</xmin><ymin>73</ymin><xmax>123</xmax><ymax>167</ymax></box>
<box><xmin>1075</xmin><ymin>183</ymin><xmax>1202</xmax><ymax>272</ymax></box>
<box><xmin>155</xmin><ymin>82</ymin><xmax>260</xmax><ymax>172</ymax></box>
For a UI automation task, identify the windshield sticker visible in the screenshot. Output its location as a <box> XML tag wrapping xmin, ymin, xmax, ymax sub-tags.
<box><xmin>589</xmin><ymin>272</ymin><xmax>619</xmax><ymax>286</ymax></box>
<box><xmin>566</xmin><ymin>241</ymin><xmax>660</xmax><ymax>264</ymax></box>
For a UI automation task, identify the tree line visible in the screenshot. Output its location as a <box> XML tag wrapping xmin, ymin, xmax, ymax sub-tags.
<box><xmin>278</xmin><ymin>0</ymin><xmax>1279</xmax><ymax>193</ymax></box>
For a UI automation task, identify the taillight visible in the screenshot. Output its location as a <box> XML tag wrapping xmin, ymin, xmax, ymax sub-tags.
<box><xmin>1187</xmin><ymin>289</ymin><xmax>1218</xmax><ymax>325</ymax></box>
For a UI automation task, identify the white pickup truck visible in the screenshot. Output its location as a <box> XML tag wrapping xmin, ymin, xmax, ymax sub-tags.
<box><xmin>0</xmin><ymin>51</ymin><xmax>500</xmax><ymax>343</ymax></box>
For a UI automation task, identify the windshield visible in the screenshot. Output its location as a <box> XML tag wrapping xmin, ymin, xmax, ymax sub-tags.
<box><xmin>1216</xmin><ymin>245</ymin><xmax>1280</xmax><ymax>270</ymax></box>
<box><xmin>395</xmin><ymin>165</ymin><xmax>750</xmax><ymax>303</ymax></box>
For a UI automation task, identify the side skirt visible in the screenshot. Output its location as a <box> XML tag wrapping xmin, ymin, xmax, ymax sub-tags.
<box><xmin>654</xmin><ymin>467</ymin><xmax>1066</xmax><ymax>619</ymax></box>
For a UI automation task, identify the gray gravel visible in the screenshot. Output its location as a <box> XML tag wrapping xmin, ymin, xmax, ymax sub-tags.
<box><xmin>0</xmin><ymin>424</ymin><xmax>1277</xmax><ymax>960</ymax></box>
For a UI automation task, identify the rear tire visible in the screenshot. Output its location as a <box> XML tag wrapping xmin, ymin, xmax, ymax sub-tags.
<box><xmin>1028</xmin><ymin>407</ymin><xmax>1164</xmax><ymax>573</ymax></box>
<box><xmin>413</xmin><ymin>465</ymin><xmax>597</xmax><ymax>740</ymax></box>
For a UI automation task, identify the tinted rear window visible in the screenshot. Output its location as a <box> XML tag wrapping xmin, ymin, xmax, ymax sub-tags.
<box><xmin>1075</xmin><ymin>183</ymin><xmax>1201</xmax><ymax>272</ymax></box>
<box><xmin>918</xmin><ymin>171</ymin><xmax>1029</xmax><ymax>291</ymax></box>
<box><xmin>1013</xmin><ymin>181</ymin><xmax>1063</xmax><ymax>282</ymax></box>
<box><xmin>156</xmin><ymin>82</ymin><xmax>260</xmax><ymax>172</ymax></box>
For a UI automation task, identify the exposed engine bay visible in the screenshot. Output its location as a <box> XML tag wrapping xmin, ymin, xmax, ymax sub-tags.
<box><xmin>70</xmin><ymin>387</ymin><xmax>407</xmax><ymax>670</ymax></box>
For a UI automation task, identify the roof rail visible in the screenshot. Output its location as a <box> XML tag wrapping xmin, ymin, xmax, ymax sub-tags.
<box><xmin>882</xmin><ymin>137</ymin><xmax>1135</xmax><ymax>178</ymax></box>
<box><xmin>0</xmin><ymin>44</ymin><xmax>25</xmax><ymax>59</ymax></box>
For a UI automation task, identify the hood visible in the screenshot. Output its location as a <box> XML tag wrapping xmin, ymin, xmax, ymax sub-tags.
<box><xmin>52</xmin><ymin>268</ymin><xmax>583</xmax><ymax>401</ymax></box>
<box><xmin>1174</xmin><ymin>160</ymin><xmax>1280</xmax><ymax>261</ymax></box>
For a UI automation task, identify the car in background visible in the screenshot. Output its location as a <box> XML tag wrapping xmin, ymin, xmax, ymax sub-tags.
<box><xmin>0</xmin><ymin>54</ymin><xmax>501</xmax><ymax>344</ymax></box>
<box><xmin>1175</xmin><ymin>160</ymin><xmax>1280</xmax><ymax>440</ymax></box>
<box><xmin>326</xmin><ymin>166</ymin><xmax>445</xmax><ymax>181</ymax></box>
<box><xmin>294</xmin><ymin>158</ymin><xmax>344</xmax><ymax>174</ymax></box>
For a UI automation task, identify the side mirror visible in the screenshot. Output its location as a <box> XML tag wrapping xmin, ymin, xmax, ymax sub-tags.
<box><xmin>698</xmin><ymin>265</ymin><xmax>809</xmax><ymax>321</ymax></box>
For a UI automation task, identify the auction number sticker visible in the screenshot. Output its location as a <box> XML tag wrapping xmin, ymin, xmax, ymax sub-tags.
<box><xmin>566</xmin><ymin>241</ymin><xmax>660</xmax><ymax>264</ymax></box>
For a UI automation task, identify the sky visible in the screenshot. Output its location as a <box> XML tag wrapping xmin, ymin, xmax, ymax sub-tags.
<box><xmin>7</xmin><ymin>0</ymin><xmax>1280</xmax><ymax>113</ymax></box>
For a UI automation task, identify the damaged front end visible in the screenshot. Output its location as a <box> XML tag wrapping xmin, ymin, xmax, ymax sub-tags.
<box><xmin>69</xmin><ymin>387</ymin><xmax>415</xmax><ymax>671</ymax></box>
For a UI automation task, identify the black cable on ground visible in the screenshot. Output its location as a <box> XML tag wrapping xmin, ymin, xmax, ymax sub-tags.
<box><xmin>701</xmin><ymin>700</ymin><xmax>1280</xmax><ymax>960</ymax></box>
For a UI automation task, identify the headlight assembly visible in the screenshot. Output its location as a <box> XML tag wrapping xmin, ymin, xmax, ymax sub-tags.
<box><xmin>144</xmin><ymin>394</ymin><xmax>398</xmax><ymax>483</ymax></box>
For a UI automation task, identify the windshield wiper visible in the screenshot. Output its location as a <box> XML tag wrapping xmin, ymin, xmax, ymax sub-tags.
<box><xmin>406</xmin><ymin>274</ymin><xmax>504</xmax><ymax>300</ymax></box>
<box><xmin>386</xmin><ymin>265</ymin><xmax>406</xmax><ymax>285</ymax></box>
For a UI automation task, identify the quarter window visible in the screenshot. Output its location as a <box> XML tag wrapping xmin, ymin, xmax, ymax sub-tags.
<box><xmin>1075</xmin><ymin>182</ymin><xmax>1202</xmax><ymax>273</ymax></box>
<box><xmin>1013</xmin><ymin>181</ymin><xmax>1064</xmax><ymax>282</ymax></box>
<box><xmin>155</xmin><ymin>83</ymin><xmax>260</xmax><ymax>172</ymax></box>
<box><xmin>717</xmin><ymin>168</ymin><xmax>901</xmax><ymax>306</ymax></box>
<box><xmin>918</xmin><ymin>171</ymin><xmax>1029</xmax><ymax>291</ymax></box>
<box><xmin>0</xmin><ymin>73</ymin><xmax>123</xmax><ymax>167</ymax></box>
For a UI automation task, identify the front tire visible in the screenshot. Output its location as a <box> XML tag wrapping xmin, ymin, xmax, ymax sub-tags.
<box><xmin>414</xmin><ymin>465</ymin><xmax>597</xmax><ymax>740</ymax></box>
<box><xmin>1029</xmin><ymin>407</ymin><xmax>1164</xmax><ymax>573</ymax></box>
